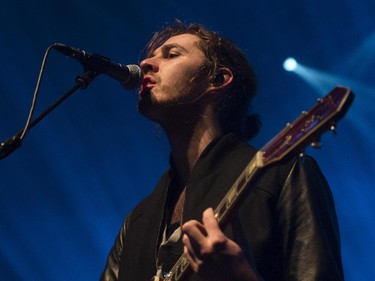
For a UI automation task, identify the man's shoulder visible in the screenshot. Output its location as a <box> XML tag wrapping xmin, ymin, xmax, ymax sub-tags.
<box><xmin>253</xmin><ymin>154</ymin><xmax>323</xmax><ymax>200</ymax></box>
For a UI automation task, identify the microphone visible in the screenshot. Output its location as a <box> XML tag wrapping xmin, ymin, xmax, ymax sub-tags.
<box><xmin>53</xmin><ymin>43</ymin><xmax>143</xmax><ymax>90</ymax></box>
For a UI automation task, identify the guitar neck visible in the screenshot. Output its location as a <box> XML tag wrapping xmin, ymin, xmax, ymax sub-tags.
<box><xmin>213</xmin><ymin>152</ymin><xmax>264</xmax><ymax>226</ymax></box>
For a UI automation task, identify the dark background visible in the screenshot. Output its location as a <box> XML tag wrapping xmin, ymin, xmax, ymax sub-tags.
<box><xmin>1</xmin><ymin>1</ymin><xmax>374</xmax><ymax>280</ymax></box>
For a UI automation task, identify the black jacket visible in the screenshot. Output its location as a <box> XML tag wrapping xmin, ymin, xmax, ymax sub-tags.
<box><xmin>100</xmin><ymin>133</ymin><xmax>344</xmax><ymax>281</ymax></box>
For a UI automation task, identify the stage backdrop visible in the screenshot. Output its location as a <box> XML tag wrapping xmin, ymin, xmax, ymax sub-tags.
<box><xmin>0</xmin><ymin>1</ymin><xmax>374</xmax><ymax>280</ymax></box>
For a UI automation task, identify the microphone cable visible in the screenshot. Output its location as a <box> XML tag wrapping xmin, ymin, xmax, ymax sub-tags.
<box><xmin>0</xmin><ymin>44</ymin><xmax>55</xmax><ymax>159</ymax></box>
<box><xmin>19</xmin><ymin>44</ymin><xmax>55</xmax><ymax>141</ymax></box>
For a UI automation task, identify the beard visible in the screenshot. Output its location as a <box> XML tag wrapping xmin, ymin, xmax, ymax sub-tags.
<box><xmin>137</xmin><ymin>66</ymin><xmax>211</xmax><ymax>124</ymax></box>
<box><xmin>137</xmin><ymin>88</ymin><xmax>206</xmax><ymax>126</ymax></box>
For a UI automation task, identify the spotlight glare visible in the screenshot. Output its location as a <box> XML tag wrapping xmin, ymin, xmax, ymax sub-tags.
<box><xmin>283</xmin><ymin>57</ymin><xmax>298</xmax><ymax>71</ymax></box>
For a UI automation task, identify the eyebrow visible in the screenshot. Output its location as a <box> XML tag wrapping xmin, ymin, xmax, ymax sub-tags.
<box><xmin>150</xmin><ymin>43</ymin><xmax>188</xmax><ymax>58</ymax></box>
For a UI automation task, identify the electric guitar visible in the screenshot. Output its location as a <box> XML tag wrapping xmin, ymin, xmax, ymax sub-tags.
<box><xmin>152</xmin><ymin>85</ymin><xmax>354</xmax><ymax>281</ymax></box>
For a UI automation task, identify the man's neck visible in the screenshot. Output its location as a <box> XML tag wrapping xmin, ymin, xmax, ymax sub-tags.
<box><xmin>164</xmin><ymin>107</ymin><xmax>222</xmax><ymax>184</ymax></box>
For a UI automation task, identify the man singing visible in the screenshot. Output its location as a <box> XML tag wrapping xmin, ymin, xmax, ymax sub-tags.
<box><xmin>100</xmin><ymin>21</ymin><xmax>344</xmax><ymax>281</ymax></box>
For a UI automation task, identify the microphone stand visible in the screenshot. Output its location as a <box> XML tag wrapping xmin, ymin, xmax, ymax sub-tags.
<box><xmin>0</xmin><ymin>70</ymin><xmax>97</xmax><ymax>160</ymax></box>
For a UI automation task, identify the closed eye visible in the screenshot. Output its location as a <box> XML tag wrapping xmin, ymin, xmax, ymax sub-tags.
<box><xmin>167</xmin><ymin>52</ymin><xmax>180</xmax><ymax>59</ymax></box>
<box><xmin>160</xmin><ymin>44</ymin><xmax>185</xmax><ymax>60</ymax></box>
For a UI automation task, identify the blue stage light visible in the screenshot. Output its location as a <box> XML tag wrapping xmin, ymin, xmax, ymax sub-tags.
<box><xmin>283</xmin><ymin>57</ymin><xmax>298</xmax><ymax>71</ymax></box>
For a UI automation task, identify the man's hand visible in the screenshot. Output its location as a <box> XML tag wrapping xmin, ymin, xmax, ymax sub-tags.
<box><xmin>182</xmin><ymin>208</ymin><xmax>261</xmax><ymax>281</ymax></box>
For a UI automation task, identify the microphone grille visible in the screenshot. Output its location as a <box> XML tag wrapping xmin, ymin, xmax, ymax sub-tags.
<box><xmin>122</xmin><ymin>64</ymin><xmax>143</xmax><ymax>90</ymax></box>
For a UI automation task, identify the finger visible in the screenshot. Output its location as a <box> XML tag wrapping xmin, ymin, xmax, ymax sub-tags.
<box><xmin>182</xmin><ymin>220</ymin><xmax>207</xmax><ymax>240</ymax></box>
<box><xmin>182</xmin><ymin>234</ymin><xmax>198</xmax><ymax>262</ymax></box>
<box><xmin>182</xmin><ymin>223</ymin><xmax>207</xmax><ymax>259</ymax></box>
<box><xmin>201</xmin><ymin>208</ymin><xmax>228</xmax><ymax>254</ymax></box>
<box><xmin>184</xmin><ymin>245</ymin><xmax>200</xmax><ymax>272</ymax></box>
<box><xmin>183</xmin><ymin>233</ymin><xmax>205</xmax><ymax>271</ymax></box>
<box><xmin>202</xmin><ymin>208</ymin><xmax>222</xmax><ymax>236</ymax></box>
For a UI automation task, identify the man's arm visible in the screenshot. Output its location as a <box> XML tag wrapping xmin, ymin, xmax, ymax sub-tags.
<box><xmin>100</xmin><ymin>216</ymin><xmax>130</xmax><ymax>281</ymax></box>
<box><xmin>276</xmin><ymin>156</ymin><xmax>344</xmax><ymax>280</ymax></box>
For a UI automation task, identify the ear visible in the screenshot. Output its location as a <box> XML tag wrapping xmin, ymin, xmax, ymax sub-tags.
<box><xmin>208</xmin><ymin>67</ymin><xmax>233</xmax><ymax>92</ymax></box>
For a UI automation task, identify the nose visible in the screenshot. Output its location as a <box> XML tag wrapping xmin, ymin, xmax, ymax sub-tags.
<box><xmin>140</xmin><ymin>57</ymin><xmax>159</xmax><ymax>74</ymax></box>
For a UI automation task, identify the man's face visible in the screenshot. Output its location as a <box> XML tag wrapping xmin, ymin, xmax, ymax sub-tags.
<box><xmin>138</xmin><ymin>33</ymin><xmax>210</xmax><ymax>122</ymax></box>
